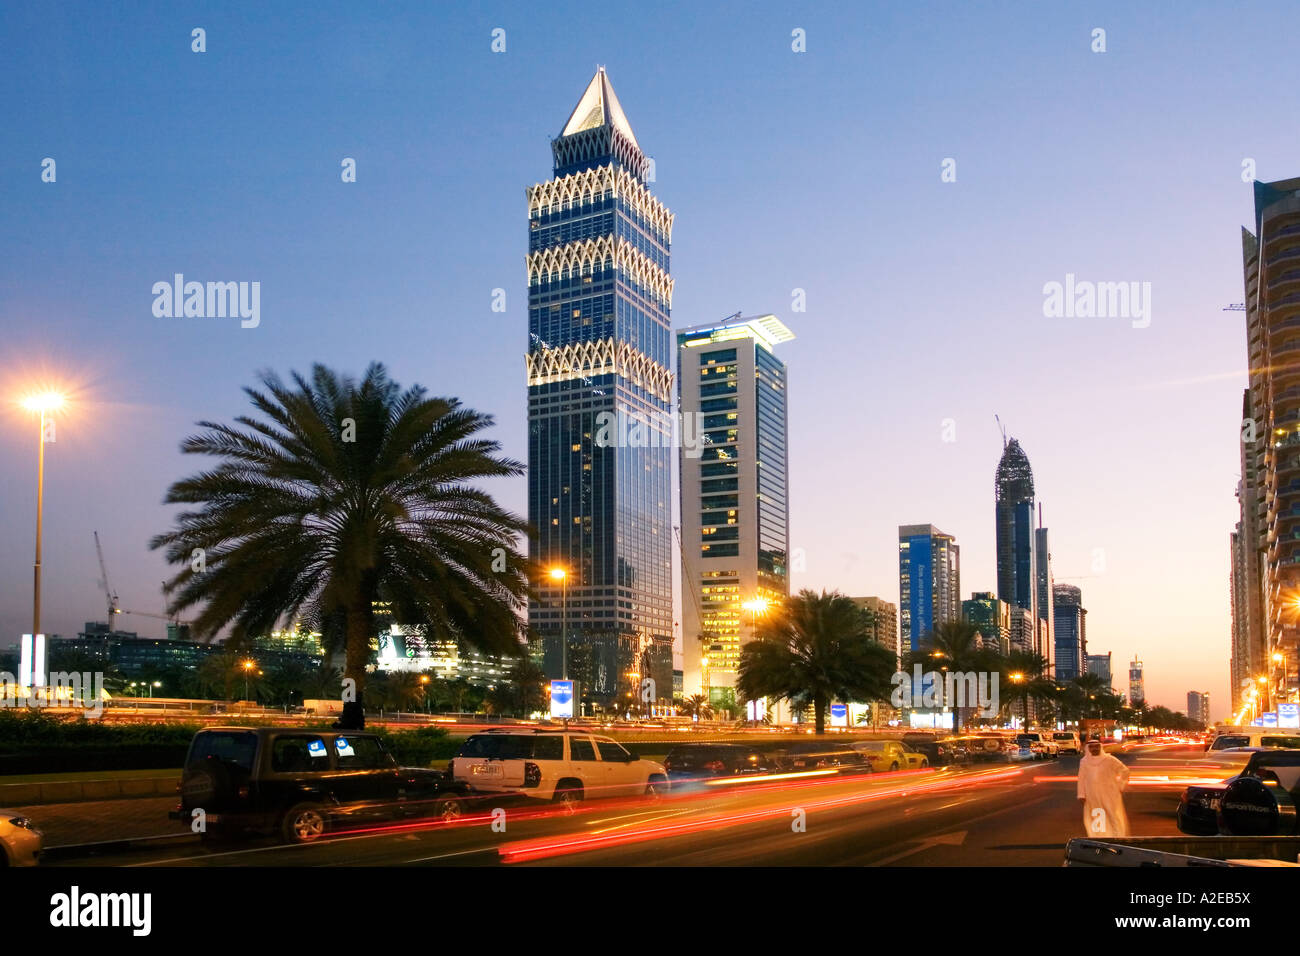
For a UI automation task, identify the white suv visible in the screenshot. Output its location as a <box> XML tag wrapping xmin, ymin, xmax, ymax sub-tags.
<box><xmin>1015</xmin><ymin>731</ymin><xmax>1059</xmax><ymax>759</ymax></box>
<box><xmin>450</xmin><ymin>729</ymin><xmax>669</xmax><ymax>809</ymax></box>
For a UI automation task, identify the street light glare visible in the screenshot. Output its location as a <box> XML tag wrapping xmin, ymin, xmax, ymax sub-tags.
<box><xmin>20</xmin><ymin>391</ymin><xmax>65</xmax><ymax>413</ymax></box>
<box><xmin>549</xmin><ymin>567</ymin><xmax>566</xmax><ymax>581</ymax></box>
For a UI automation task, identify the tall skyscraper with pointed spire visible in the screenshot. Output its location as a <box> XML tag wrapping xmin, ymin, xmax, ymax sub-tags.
<box><xmin>995</xmin><ymin>436</ymin><xmax>1051</xmax><ymax>664</ymax></box>
<box><xmin>525</xmin><ymin>69</ymin><xmax>675</xmax><ymax>708</ymax></box>
<box><xmin>995</xmin><ymin>438</ymin><xmax>1038</xmax><ymax>624</ymax></box>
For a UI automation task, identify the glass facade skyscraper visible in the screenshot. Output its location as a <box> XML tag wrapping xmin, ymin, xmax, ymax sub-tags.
<box><xmin>526</xmin><ymin>69</ymin><xmax>674</xmax><ymax>707</ymax></box>
<box><xmin>898</xmin><ymin>524</ymin><xmax>961</xmax><ymax>654</ymax></box>
<box><xmin>995</xmin><ymin>437</ymin><xmax>1051</xmax><ymax>664</ymax></box>
<box><xmin>678</xmin><ymin>314</ymin><xmax>794</xmax><ymax>707</ymax></box>
<box><xmin>1052</xmin><ymin>583</ymin><xmax>1086</xmax><ymax>681</ymax></box>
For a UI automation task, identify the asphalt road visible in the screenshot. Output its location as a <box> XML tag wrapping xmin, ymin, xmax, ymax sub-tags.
<box><xmin>45</xmin><ymin>750</ymin><xmax>1187</xmax><ymax>867</ymax></box>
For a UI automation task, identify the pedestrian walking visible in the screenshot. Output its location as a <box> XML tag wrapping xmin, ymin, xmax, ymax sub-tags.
<box><xmin>1077</xmin><ymin>737</ymin><xmax>1130</xmax><ymax>837</ymax></box>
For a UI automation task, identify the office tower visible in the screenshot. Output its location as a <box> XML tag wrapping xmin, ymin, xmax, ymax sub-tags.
<box><xmin>678</xmin><ymin>314</ymin><xmax>793</xmax><ymax>707</ymax></box>
<box><xmin>1053</xmin><ymin>584</ymin><xmax>1087</xmax><ymax>681</ymax></box>
<box><xmin>1086</xmin><ymin>652</ymin><xmax>1113</xmax><ymax>692</ymax></box>
<box><xmin>1035</xmin><ymin>514</ymin><xmax>1054</xmax><ymax>672</ymax></box>
<box><xmin>1240</xmin><ymin>177</ymin><xmax>1300</xmax><ymax>714</ymax></box>
<box><xmin>898</xmin><ymin>525</ymin><xmax>961</xmax><ymax>655</ymax></box>
<box><xmin>1008</xmin><ymin>605</ymin><xmax>1037</xmax><ymax>654</ymax></box>
<box><xmin>851</xmin><ymin>597</ymin><xmax>900</xmax><ymax>660</ymax></box>
<box><xmin>526</xmin><ymin>68</ymin><xmax>674</xmax><ymax>707</ymax></box>
<box><xmin>963</xmin><ymin>591</ymin><xmax>1011</xmax><ymax>654</ymax></box>
<box><xmin>1129</xmin><ymin>656</ymin><xmax>1145</xmax><ymax>707</ymax></box>
<box><xmin>995</xmin><ymin>437</ymin><xmax>1038</xmax><ymax>625</ymax></box>
<box><xmin>1187</xmin><ymin>691</ymin><xmax>1210</xmax><ymax>726</ymax></box>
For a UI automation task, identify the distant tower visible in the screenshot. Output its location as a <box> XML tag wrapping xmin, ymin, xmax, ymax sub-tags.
<box><xmin>1129</xmin><ymin>656</ymin><xmax>1145</xmax><ymax>707</ymax></box>
<box><xmin>995</xmin><ymin>437</ymin><xmax>1038</xmax><ymax>625</ymax></box>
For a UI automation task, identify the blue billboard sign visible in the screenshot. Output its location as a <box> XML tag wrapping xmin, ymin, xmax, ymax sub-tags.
<box><xmin>549</xmin><ymin>680</ymin><xmax>575</xmax><ymax>719</ymax></box>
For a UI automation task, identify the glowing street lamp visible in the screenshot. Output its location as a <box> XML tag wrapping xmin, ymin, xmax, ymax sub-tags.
<box><xmin>549</xmin><ymin>567</ymin><xmax>568</xmax><ymax>681</ymax></box>
<box><xmin>19</xmin><ymin>391</ymin><xmax>65</xmax><ymax>646</ymax></box>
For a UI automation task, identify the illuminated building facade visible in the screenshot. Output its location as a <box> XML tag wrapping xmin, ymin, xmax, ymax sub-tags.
<box><xmin>525</xmin><ymin>68</ymin><xmax>675</xmax><ymax>707</ymax></box>
<box><xmin>678</xmin><ymin>314</ymin><xmax>793</xmax><ymax>708</ymax></box>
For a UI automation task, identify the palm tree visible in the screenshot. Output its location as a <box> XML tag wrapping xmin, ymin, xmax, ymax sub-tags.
<box><xmin>151</xmin><ymin>363</ymin><xmax>532</xmax><ymax>729</ymax></box>
<box><xmin>1000</xmin><ymin>649</ymin><xmax>1053</xmax><ymax>728</ymax></box>
<box><xmin>676</xmin><ymin>694</ymin><xmax>713</xmax><ymax>721</ymax></box>
<box><xmin>905</xmin><ymin>621</ymin><xmax>993</xmax><ymax>732</ymax></box>
<box><xmin>738</xmin><ymin>589</ymin><xmax>897</xmax><ymax>734</ymax></box>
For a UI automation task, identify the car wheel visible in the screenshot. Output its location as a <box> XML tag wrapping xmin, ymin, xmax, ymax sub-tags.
<box><xmin>920</xmin><ymin>759</ymin><xmax>929</xmax><ymax>768</ymax></box>
<box><xmin>553</xmin><ymin>784</ymin><xmax>583</xmax><ymax>813</ymax></box>
<box><xmin>644</xmin><ymin>775</ymin><xmax>667</xmax><ymax>800</ymax></box>
<box><xmin>432</xmin><ymin>795</ymin><xmax>464</xmax><ymax>823</ymax></box>
<box><xmin>890</xmin><ymin>762</ymin><xmax>900</xmax><ymax>771</ymax></box>
<box><xmin>280</xmin><ymin>803</ymin><xmax>328</xmax><ymax>844</ymax></box>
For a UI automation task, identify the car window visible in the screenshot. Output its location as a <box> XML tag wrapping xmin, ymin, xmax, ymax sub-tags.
<box><xmin>1261</xmin><ymin>736</ymin><xmax>1300</xmax><ymax>748</ymax></box>
<box><xmin>533</xmin><ymin>736</ymin><xmax>564</xmax><ymax>760</ymax></box>
<box><xmin>271</xmin><ymin>735</ymin><xmax>330</xmax><ymax>773</ymax></box>
<box><xmin>335</xmin><ymin>735</ymin><xmax>393</xmax><ymax>770</ymax></box>
<box><xmin>597</xmin><ymin>741</ymin><xmax>631</xmax><ymax>762</ymax></box>
<box><xmin>188</xmin><ymin>731</ymin><xmax>257</xmax><ymax>772</ymax></box>
<box><xmin>1212</xmin><ymin>735</ymin><xmax>1250</xmax><ymax>750</ymax></box>
<box><xmin>569</xmin><ymin>737</ymin><xmax>597</xmax><ymax>761</ymax></box>
<box><xmin>458</xmin><ymin>735</ymin><xmax>563</xmax><ymax>759</ymax></box>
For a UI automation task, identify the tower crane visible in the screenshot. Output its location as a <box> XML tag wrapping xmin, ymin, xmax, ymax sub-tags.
<box><xmin>93</xmin><ymin>531</ymin><xmax>120</xmax><ymax>628</ymax></box>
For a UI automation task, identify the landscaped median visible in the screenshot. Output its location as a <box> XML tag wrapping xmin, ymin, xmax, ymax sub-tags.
<box><xmin>0</xmin><ymin>709</ymin><xmax>460</xmax><ymax>802</ymax></box>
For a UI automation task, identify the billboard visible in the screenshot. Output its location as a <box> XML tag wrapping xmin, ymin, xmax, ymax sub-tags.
<box><xmin>549</xmin><ymin>680</ymin><xmax>575</xmax><ymax>719</ymax></box>
<box><xmin>1279</xmin><ymin>702</ymin><xmax>1299</xmax><ymax>729</ymax></box>
<box><xmin>829</xmin><ymin>703</ymin><xmax>847</xmax><ymax>727</ymax></box>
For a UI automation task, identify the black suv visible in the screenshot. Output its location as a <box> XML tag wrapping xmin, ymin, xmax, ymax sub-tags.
<box><xmin>169</xmin><ymin>727</ymin><xmax>468</xmax><ymax>843</ymax></box>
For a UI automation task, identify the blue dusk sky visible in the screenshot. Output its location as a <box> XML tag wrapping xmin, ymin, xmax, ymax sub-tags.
<box><xmin>3</xmin><ymin>1</ymin><xmax>1297</xmax><ymax>719</ymax></box>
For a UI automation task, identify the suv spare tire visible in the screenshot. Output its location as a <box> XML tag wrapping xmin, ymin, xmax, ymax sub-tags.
<box><xmin>1217</xmin><ymin>774</ymin><xmax>1298</xmax><ymax>836</ymax></box>
<box><xmin>181</xmin><ymin>757</ymin><xmax>233</xmax><ymax>810</ymax></box>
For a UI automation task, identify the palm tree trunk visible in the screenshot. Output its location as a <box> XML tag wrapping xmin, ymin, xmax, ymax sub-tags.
<box><xmin>814</xmin><ymin>694</ymin><xmax>826</xmax><ymax>735</ymax></box>
<box><xmin>339</xmin><ymin>603</ymin><xmax>373</xmax><ymax>730</ymax></box>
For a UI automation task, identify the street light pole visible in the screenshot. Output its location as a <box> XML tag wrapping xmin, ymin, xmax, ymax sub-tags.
<box><xmin>22</xmin><ymin>394</ymin><xmax>64</xmax><ymax>641</ymax></box>
<box><xmin>33</xmin><ymin>405</ymin><xmax>46</xmax><ymax>640</ymax></box>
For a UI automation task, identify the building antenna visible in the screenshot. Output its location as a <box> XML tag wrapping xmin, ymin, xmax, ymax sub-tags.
<box><xmin>994</xmin><ymin>414</ymin><xmax>1007</xmax><ymax>448</ymax></box>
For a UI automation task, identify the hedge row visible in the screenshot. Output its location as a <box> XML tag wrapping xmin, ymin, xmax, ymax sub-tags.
<box><xmin>0</xmin><ymin>710</ymin><xmax>458</xmax><ymax>775</ymax></box>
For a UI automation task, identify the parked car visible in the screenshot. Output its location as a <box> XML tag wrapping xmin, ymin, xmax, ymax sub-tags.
<box><xmin>1177</xmin><ymin>749</ymin><xmax>1300</xmax><ymax>836</ymax></box>
<box><xmin>956</xmin><ymin>734</ymin><xmax>1009</xmax><ymax>763</ymax></box>
<box><xmin>662</xmin><ymin>743</ymin><xmax>777</xmax><ymax>783</ymax></box>
<box><xmin>902</xmin><ymin>734</ymin><xmax>970</xmax><ymax>767</ymax></box>
<box><xmin>851</xmin><ymin>740</ymin><xmax>927</xmax><ymax>772</ymax></box>
<box><xmin>779</xmin><ymin>741</ymin><xmax>873</xmax><ymax>773</ymax></box>
<box><xmin>450</xmin><ymin>729</ymin><xmax>669</xmax><ymax>809</ymax></box>
<box><xmin>1051</xmin><ymin>731</ymin><xmax>1082</xmax><ymax>755</ymax></box>
<box><xmin>0</xmin><ymin>811</ymin><xmax>42</xmax><ymax>867</ymax></box>
<box><xmin>169</xmin><ymin>727</ymin><xmax>466</xmax><ymax>843</ymax></box>
<box><xmin>1206</xmin><ymin>729</ymin><xmax>1300</xmax><ymax>753</ymax></box>
<box><xmin>1015</xmin><ymin>732</ymin><xmax>1059</xmax><ymax>759</ymax></box>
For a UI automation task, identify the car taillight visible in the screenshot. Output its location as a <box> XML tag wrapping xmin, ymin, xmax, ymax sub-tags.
<box><xmin>237</xmin><ymin>786</ymin><xmax>249</xmax><ymax>799</ymax></box>
<box><xmin>524</xmin><ymin>762</ymin><xmax>541</xmax><ymax>787</ymax></box>
<box><xmin>705</xmin><ymin>760</ymin><xmax>725</xmax><ymax>774</ymax></box>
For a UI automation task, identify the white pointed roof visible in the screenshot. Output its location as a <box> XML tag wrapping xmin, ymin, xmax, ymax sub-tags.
<box><xmin>561</xmin><ymin>67</ymin><xmax>640</xmax><ymax>151</ymax></box>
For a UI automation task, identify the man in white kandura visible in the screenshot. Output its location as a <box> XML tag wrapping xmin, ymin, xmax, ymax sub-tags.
<box><xmin>1077</xmin><ymin>738</ymin><xmax>1131</xmax><ymax>837</ymax></box>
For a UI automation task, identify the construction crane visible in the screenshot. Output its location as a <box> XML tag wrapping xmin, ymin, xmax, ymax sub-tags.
<box><xmin>1224</xmin><ymin>303</ymin><xmax>1246</xmax><ymax>311</ymax></box>
<box><xmin>93</xmin><ymin>531</ymin><xmax>120</xmax><ymax>628</ymax></box>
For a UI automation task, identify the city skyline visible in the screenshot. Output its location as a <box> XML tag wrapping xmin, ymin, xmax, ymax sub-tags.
<box><xmin>5</xmin><ymin>2</ymin><xmax>1297</xmax><ymax>719</ymax></box>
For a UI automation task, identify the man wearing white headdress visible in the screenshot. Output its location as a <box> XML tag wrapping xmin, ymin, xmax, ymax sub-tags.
<box><xmin>1077</xmin><ymin>737</ymin><xmax>1130</xmax><ymax>837</ymax></box>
